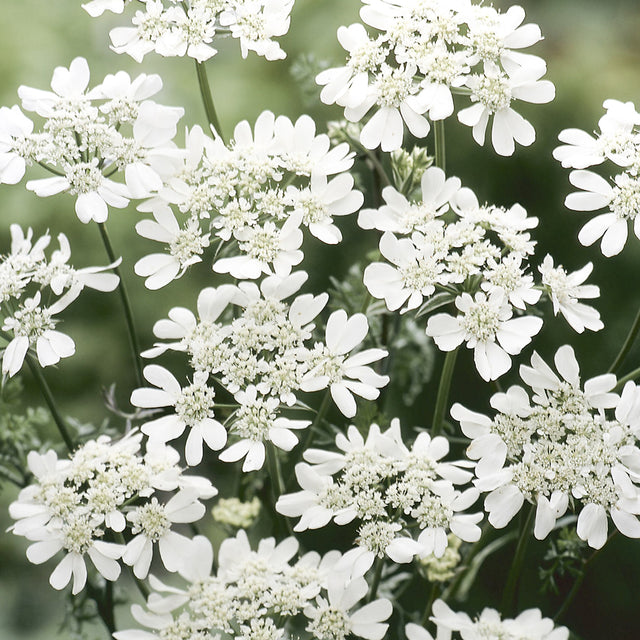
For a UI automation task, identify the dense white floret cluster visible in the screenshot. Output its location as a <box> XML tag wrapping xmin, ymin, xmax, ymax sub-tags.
<box><xmin>555</xmin><ymin>99</ymin><xmax>640</xmax><ymax>256</ymax></box>
<box><xmin>0</xmin><ymin>57</ymin><xmax>183</xmax><ymax>223</ymax></box>
<box><xmin>277</xmin><ymin>420</ymin><xmax>482</xmax><ymax>562</ymax></box>
<box><xmin>0</xmin><ymin>224</ymin><xmax>120</xmax><ymax>377</ymax></box>
<box><xmin>134</xmin><ymin>111</ymin><xmax>361</xmax><ymax>289</ymax></box>
<box><xmin>318</xmin><ymin>0</ymin><xmax>554</xmax><ymax>154</ymax></box>
<box><xmin>82</xmin><ymin>0</ymin><xmax>294</xmax><ymax>62</ymax></box>
<box><xmin>113</xmin><ymin>530</ymin><xmax>393</xmax><ymax>640</ymax></box>
<box><xmin>360</xmin><ymin>166</ymin><xmax>602</xmax><ymax>380</ymax></box>
<box><xmin>9</xmin><ymin>431</ymin><xmax>217</xmax><ymax>593</ymax></box>
<box><xmin>452</xmin><ymin>345</ymin><xmax>640</xmax><ymax>548</ymax></box>
<box><xmin>406</xmin><ymin>599</ymin><xmax>569</xmax><ymax>640</ymax></box>
<box><xmin>134</xmin><ymin>272</ymin><xmax>388</xmax><ymax>469</ymax></box>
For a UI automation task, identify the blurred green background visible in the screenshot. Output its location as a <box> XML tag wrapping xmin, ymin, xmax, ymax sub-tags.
<box><xmin>1</xmin><ymin>0</ymin><xmax>640</xmax><ymax>638</ymax></box>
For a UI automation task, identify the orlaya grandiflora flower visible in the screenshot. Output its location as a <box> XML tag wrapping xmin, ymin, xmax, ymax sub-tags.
<box><xmin>134</xmin><ymin>204</ymin><xmax>210</xmax><ymax>290</ymax></box>
<box><xmin>2</xmin><ymin>287</ymin><xmax>80</xmax><ymax>377</ymax></box>
<box><xmin>122</xmin><ymin>488</ymin><xmax>209</xmax><ymax>579</ymax></box>
<box><xmin>0</xmin><ymin>105</ymin><xmax>34</xmax><ymax>185</ymax></box>
<box><xmin>426</xmin><ymin>290</ymin><xmax>543</xmax><ymax>381</ymax></box>
<box><xmin>564</xmin><ymin>169</ymin><xmax>640</xmax><ymax>257</ymax></box>
<box><xmin>452</xmin><ymin>346</ymin><xmax>640</xmax><ymax>549</ymax></box>
<box><xmin>219</xmin><ymin>385</ymin><xmax>310</xmax><ymax>472</ymax></box>
<box><xmin>301</xmin><ymin>310</ymin><xmax>389</xmax><ymax>417</ymax></box>
<box><xmin>130</xmin><ymin>364</ymin><xmax>227</xmax><ymax>466</ymax></box>
<box><xmin>458</xmin><ymin>59</ymin><xmax>555</xmax><ymax>156</ymax></box>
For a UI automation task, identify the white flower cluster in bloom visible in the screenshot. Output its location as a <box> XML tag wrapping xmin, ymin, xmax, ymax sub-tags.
<box><xmin>9</xmin><ymin>431</ymin><xmax>217</xmax><ymax>594</ymax></box>
<box><xmin>83</xmin><ymin>0</ymin><xmax>294</xmax><ymax>62</ymax></box>
<box><xmin>360</xmin><ymin>166</ymin><xmax>602</xmax><ymax>381</ymax></box>
<box><xmin>134</xmin><ymin>273</ymin><xmax>388</xmax><ymax>469</ymax></box>
<box><xmin>318</xmin><ymin>0</ymin><xmax>555</xmax><ymax>154</ymax></box>
<box><xmin>0</xmin><ymin>57</ymin><xmax>183</xmax><ymax>224</ymax></box>
<box><xmin>277</xmin><ymin>420</ymin><xmax>482</xmax><ymax>563</ymax></box>
<box><xmin>0</xmin><ymin>224</ymin><xmax>120</xmax><ymax>377</ymax></box>
<box><xmin>452</xmin><ymin>345</ymin><xmax>640</xmax><ymax>549</ymax></box>
<box><xmin>555</xmin><ymin>99</ymin><xmax>640</xmax><ymax>256</ymax></box>
<box><xmin>134</xmin><ymin>111</ymin><xmax>360</xmax><ymax>288</ymax></box>
<box><xmin>114</xmin><ymin>530</ymin><xmax>393</xmax><ymax>640</ymax></box>
<box><xmin>406</xmin><ymin>599</ymin><xmax>569</xmax><ymax>640</ymax></box>
<box><xmin>211</xmin><ymin>496</ymin><xmax>261</xmax><ymax>528</ymax></box>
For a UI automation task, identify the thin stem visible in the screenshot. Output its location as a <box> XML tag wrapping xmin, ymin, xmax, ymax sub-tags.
<box><xmin>367</xmin><ymin>556</ymin><xmax>384</xmax><ymax>602</ymax></box>
<box><xmin>431</xmin><ymin>349</ymin><xmax>459</xmax><ymax>437</ymax></box>
<box><xmin>614</xmin><ymin>366</ymin><xmax>640</xmax><ymax>391</ymax></box>
<box><xmin>26</xmin><ymin>356</ymin><xmax>74</xmax><ymax>452</ymax></box>
<box><xmin>195</xmin><ymin>60</ymin><xmax>224</xmax><ymax>142</ymax></box>
<box><xmin>501</xmin><ymin>504</ymin><xmax>534</xmax><ymax>615</ymax></box>
<box><xmin>299</xmin><ymin>390</ymin><xmax>331</xmax><ymax>455</ymax></box>
<box><xmin>434</xmin><ymin>119</ymin><xmax>446</xmax><ymax>172</ymax></box>
<box><xmin>85</xmin><ymin>580</ymin><xmax>116</xmax><ymax>635</ymax></box>
<box><xmin>97</xmin><ymin>222</ymin><xmax>144</xmax><ymax>389</ymax></box>
<box><xmin>553</xmin><ymin>531</ymin><xmax>616</xmax><ymax>622</ymax></box>
<box><xmin>266</xmin><ymin>442</ymin><xmax>294</xmax><ymax>537</ymax></box>
<box><xmin>608</xmin><ymin>305</ymin><xmax>640</xmax><ymax>373</ymax></box>
<box><xmin>421</xmin><ymin>582</ymin><xmax>439</xmax><ymax>626</ymax></box>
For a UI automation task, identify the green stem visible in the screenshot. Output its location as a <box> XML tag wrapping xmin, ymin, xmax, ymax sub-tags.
<box><xmin>431</xmin><ymin>349</ymin><xmax>459</xmax><ymax>437</ymax></box>
<box><xmin>553</xmin><ymin>531</ymin><xmax>616</xmax><ymax>622</ymax></box>
<box><xmin>26</xmin><ymin>356</ymin><xmax>74</xmax><ymax>452</ymax></box>
<box><xmin>614</xmin><ymin>366</ymin><xmax>640</xmax><ymax>391</ymax></box>
<box><xmin>367</xmin><ymin>556</ymin><xmax>384</xmax><ymax>602</ymax></box>
<box><xmin>266</xmin><ymin>442</ymin><xmax>294</xmax><ymax>537</ymax></box>
<box><xmin>299</xmin><ymin>390</ymin><xmax>331</xmax><ymax>455</ymax></box>
<box><xmin>0</xmin><ymin>467</ymin><xmax>24</xmax><ymax>487</ymax></box>
<box><xmin>195</xmin><ymin>60</ymin><xmax>224</xmax><ymax>142</ymax></box>
<box><xmin>434</xmin><ymin>119</ymin><xmax>446</xmax><ymax>172</ymax></box>
<box><xmin>608</xmin><ymin>305</ymin><xmax>640</xmax><ymax>373</ymax></box>
<box><xmin>85</xmin><ymin>580</ymin><xmax>116</xmax><ymax>635</ymax></box>
<box><xmin>97</xmin><ymin>222</ymin><xmax>144</xmax><ymax>389</ymax></box>
<box><xmin>421</xmin><ymin>582</ymin><xmax>439</xmax><ymax>626</ymax></box>
<box><xmin>501</xmin><ymin>504</ymin><xmax>534</xmax><ymax>615</ymax></box>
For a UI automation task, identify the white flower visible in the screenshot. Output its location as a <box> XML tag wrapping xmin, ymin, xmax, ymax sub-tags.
<box><xmin>426</xmin><ymin>290</ymin><xmax>543</xmax><ymax>381</ymax></box>
<box><xmin>219</xmin><ymin>386</ymin><xmax>310</xmax><ymax>471</ymax></box>
<box><xmin>363</xmin><ymin>231</ymin><xmax>448</xmax><ymax>312</ymax></box>
<box><xmin>539</xmin><ymin>255</ymin><xmax>603</xmax><ymax>333</ymax></box>
<box><xmin>131</xmin><ymin>365</ymin><xmax>227</xmax><ymax>466</ymax></box>
<box><xmin>358</xmin><ymin>166</ymin><xmax>461</xmax><ymax>233</ymax></box>
<box><xmin>135</xmin><ymin>205</ymin><xmax>210</xmax><ymax>290</ymax></box>
<box><xmin>2</xmin><ymin>289</ymin><xmax>79</xmax><ymax>377</ymax></box>
<box><xmin>285</xmin><ymin>172</ymin><xmax>363</xmax><ymax>244</ymax></box>
<box><xmin>82</xmin><ymin>0</ymin><xmax>125</xmax><ymax>17</ymax></box>
<box><xmin>219</xmin><ymin>0</ymin><xmax>294</xmax><ymax>61</ymax></box>
<box><xmin>304</xmin><ymin>575</ymin><xmax>392</xmax><ymax>640</ymax></box>
<box><xmin>565</xmin><ymin>169</ymin><xmax>640</xmax><ymax>256</ymax></box>
<box><xmin>122</xmin><ymin>489</ymin><xmax>206</xmax><ymax>578</ymax></box>
<box><xmin>458</xmin><ymin>60</ymin><xmax>555</xmax><ymax>156</ymax></box>
<box><xmin>0</xmin><ymin>105</ymin><xmax>34</xmax><ymax>184</ymax></box>
<box><xmin>302</xmin><ymin>310</ymin><xmax>389</xmax><ymax>417</ymax></box>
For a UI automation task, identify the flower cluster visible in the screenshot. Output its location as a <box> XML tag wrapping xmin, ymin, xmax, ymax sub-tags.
<box><xmin>134</xmin><ymin>273</ymin><xmax>388</xmax><ymax>469</ymax></box>
<box><xmin>114</xmin><ymin>530</ymin><xmax>393</xmax><ymax>640</ymax></box>
<box><xmin>134</xmin><ymin>111</ymin><xmax>360</xmax><ymax>289</ymax></box>
<box><xmin>407</xmin><ymin>599</ymin><xmax>569</xmax><ymax>640</ymax></box>
<box><xmin>318</xmin><ymin>0</ymin><xmax>555</xmax><ymax>153</ymax></box>
<box><xmin>555</xmin><ymin>99</ymin><xmax>640</xmax><ymax>256</ymax></box>
<box><xmin>277</xmin><ymin>420</ymin><xmax>482</xmax><ymax>563</ymax></box>
<box><xmin>0</xmin><ymin>224</ymin><xmax>120</xmax><ymax>377</ymax></box>
<box><xmin>0</xmin><ymin>57</ymin><xmax>183</xmax><ymax>224</ymax></box>
<box><xmin>360</xmin><ymin>166</ymin><xmax>602</xmax><ymax>380</ymax></box>
<box><xmin>452</xmin><ymin>345</ymin><xmax>640</xmax><ymax>549</ymax></box>
<box><xmin>9</xmin><ymin>431</ymin><xmax>217</xmax><ymax>593</ymax></box>
<box><xmin>83</xmin><ymin>0</ymin><xmax>294</xmax><ymax>62</ymax></box>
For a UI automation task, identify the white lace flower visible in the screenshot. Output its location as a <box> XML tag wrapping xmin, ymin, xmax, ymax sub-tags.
<box><xmin>539</xmin><ymin>255</ymin><xmax>603</xmax><ymax>333</ymax></box>
<box><xmin>0</xmin><ymin>105</ymin><xmax>34</xmax><ymax>184</ymax></box>
<box><xmin>301</xmin><ymin>310</ymin><xmax>389</xmax><ymax>417</ymax></box>
<box><xmin>565</xmin><ymin>170</ymin><xmax>640</xmax><ymax>256</ymax></box>
<box><xmin>426</xmin><ymin>290</ymin><xmax>543</xmax><ymax>381</ymax></box>
<box><xmin>458</xmin><ymin>60</ymin><xmax>555</xmax><ymax>156</ymax></box>
<box><xmin>2</xmin><ymin>288</ymin><xmax>79</xmax><ymax>377</ymax></box>
<box><xmin>131</xmin><ymin>365</ymin><xmax>227</xmax><ymax>466</ymax></box>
